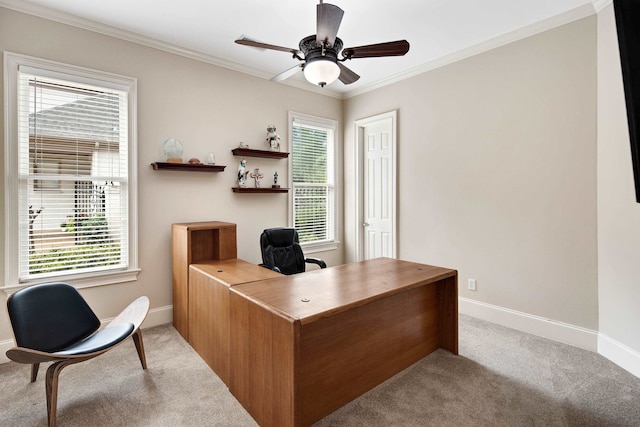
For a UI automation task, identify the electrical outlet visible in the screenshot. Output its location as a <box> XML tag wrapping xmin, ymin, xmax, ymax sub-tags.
<box><xmin>468</xmin><ymin>278</ymin><xmax>477</xmax><ymax>291</ymax></box>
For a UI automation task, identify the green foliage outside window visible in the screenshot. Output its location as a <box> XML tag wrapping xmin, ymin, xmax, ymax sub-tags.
<box><xmin>30</xmin><ymin>213</ymin><xmax>119</xmax><ymax>274</ymax></box>
<box><xmin>29</xmin><ymin>244</ymin><xmax>121</xmax><ymax>275</ymax></box>
<box><xmin>60</xmin><ymin>213</ymin><xmax>110</xmax><ymax>244</ymax></box>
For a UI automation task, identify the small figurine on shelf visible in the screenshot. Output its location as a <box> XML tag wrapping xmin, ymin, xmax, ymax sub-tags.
<box><xmin>237</xmin><ymin>159</ymin><xmax>249</xmax><ymax>188</ymax></box>
<box><xmin>266</xmin><ymin>124</ymin><xmax>280</xmax><ymax>151</ymax></box>
<box><xmin>239</xmin><ymin>141</ymin><xmax>250</xmax><ymax>149</ymax></box>
<box><xmin>272</xmin><ymin>171</ymin><xmax>280</xmax><ymax>189</ymax></box>
<box><xmin>250</xmin><ymin>167</ymin><xmax>264</xmax><ymax>188</ymax></box>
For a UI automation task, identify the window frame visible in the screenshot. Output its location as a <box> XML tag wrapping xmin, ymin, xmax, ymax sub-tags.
<box><xmin>288</xmin><ymin>111</ymin><xmax>339</xmax><ymax>253</ymax></box>
<box><xmin>3</xmin><ymin>52</ymin><xmax>139</xmax><ymax>291</ymax></box>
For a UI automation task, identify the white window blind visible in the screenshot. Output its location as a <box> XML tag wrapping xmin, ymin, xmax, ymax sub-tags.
<box><xmin>291</xmin><ymin>117</ymin><xmax>335</xmax><ymax>244</ymax></box>
<box><xmin>16</xmin><ymin>68</ymin><xmax>129</xmax><ymax>282</ymax></box>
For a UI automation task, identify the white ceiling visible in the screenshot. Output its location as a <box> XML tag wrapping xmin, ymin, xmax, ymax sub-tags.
<box><xmin>2</xmin><ymin>0</ymin><xmax>600</xmax><ymax>97</ymax></box>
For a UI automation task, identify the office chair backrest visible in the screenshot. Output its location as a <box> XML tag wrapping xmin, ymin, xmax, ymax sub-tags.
<box><xmin>7</xmin><ymin>282</ymin><xmax>101</xmax><ymax>352</ymax></box>
<box><xmin>260</xmin><ymin>228</ymin><xmax>306</xmax><ymax>275</ymax></box>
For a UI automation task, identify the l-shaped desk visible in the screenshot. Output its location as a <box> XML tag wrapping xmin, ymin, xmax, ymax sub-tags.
<box><xmin>173</xmin><ymin>222</ymin><xmax>458</xmax><ymax>427</ymax></box>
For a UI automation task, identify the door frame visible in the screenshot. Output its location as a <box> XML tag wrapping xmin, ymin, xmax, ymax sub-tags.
<box><xmin>354</xmin><ymin>110</ymin><xmax>397</xmax><ymax>261</ymax></box>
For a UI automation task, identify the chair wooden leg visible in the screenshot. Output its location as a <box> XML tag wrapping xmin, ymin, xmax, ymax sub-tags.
<box><xmin>31</xmin><ymin>363</ymin><xmax>40</xmax><ymax>382</ymax></box>
<box><xmin>132</xmin><ymin>328</ymin><xmax>147</xmax><ymax>370</ymax></box>
<box><xmin>45</xmin><ymin>360</ymin><xmax>70</xmax><ymax>427</ymax></box>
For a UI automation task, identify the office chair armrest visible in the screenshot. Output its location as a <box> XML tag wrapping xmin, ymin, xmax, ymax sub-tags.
<box><xmin>260</xmin><ymin>263</ymin><xmax>282</xmax><ymax>273</ymax></box>
<box><xmin>305</xmin><ymin>257</ymin><xmax>327</xmax><ymax>269</ymax></box>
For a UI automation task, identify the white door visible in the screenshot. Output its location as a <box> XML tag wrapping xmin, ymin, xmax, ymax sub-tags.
<box><xmin>357</xmin><ymin>112</ymin><xmax>396</xmax><ymax>260</ymax></box>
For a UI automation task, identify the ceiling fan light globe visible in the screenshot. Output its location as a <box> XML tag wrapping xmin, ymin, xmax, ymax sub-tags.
<box><xmin>303</xmin><ymin>59</ymin><xmax>340</xmax><ymax>87</ymax></box>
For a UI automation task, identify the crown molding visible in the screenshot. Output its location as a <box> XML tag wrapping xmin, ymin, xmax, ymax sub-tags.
<box><xmin>0</xmin><ymin>0</ymin><xmax>342</xmax><ymax>99</ymax></box>
<box><xmin>1</xmin><ymin>0</ymin><xmax>601</xmax><ymax>101</ymax></box>
<box><xmin>593</xmin><ymin>0</ymin><xmax>612</xmax><ymax>13</ymax></box>
<box><xmin>0</xmin><ymin>0</ymin><xmax>247</xmax><ymax>73</ymax></box>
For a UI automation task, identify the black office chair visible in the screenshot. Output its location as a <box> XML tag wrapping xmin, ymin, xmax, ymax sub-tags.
<box><xmin>6</xmin><ymin>282</ymin><xmax>149</xmax><ymax>427</ymax></box>
<box><xmin>260</xmin><ymin>227</ymin><xmax>327</xmax><ymax>275</ymax></box>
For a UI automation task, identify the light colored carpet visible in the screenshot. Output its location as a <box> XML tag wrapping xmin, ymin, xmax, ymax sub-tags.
<box><xmin>1</xmin><ymin>314</ymin><xmax>639</xmax><ymax>426</ymax></box>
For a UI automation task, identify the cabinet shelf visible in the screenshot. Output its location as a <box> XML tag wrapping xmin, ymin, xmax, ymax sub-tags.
<box><xmin>232</xmin><ymin>187</ymin><xmax>289</xmax><ymax>193</ymax></box>
<box><xmin>151</xmin><ymin>162</ymin><xmax>226</xmax><ymax>172</ymax></box>
<box><xmin>231</xmin><ymin>148</ymin><xmax>289</xmax><ymax>159</ymax></box>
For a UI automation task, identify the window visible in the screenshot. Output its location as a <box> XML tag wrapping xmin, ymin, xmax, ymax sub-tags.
<box><xmin>289</xmin><ymin>112</ymin><xmax>337</xmax><ymax>248</ymax></box>
<box><xmin>4</xmin><ymin>52</ymin><xmax>138</xmax><ymax>289</ymax></box>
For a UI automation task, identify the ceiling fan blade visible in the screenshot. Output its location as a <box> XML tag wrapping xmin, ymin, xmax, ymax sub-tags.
<box><xmin>271</xmin><ymin>64</ymin><xmax>303</xmax><ymax>82</ymax></box>
<box><xmin>235</xmin><ymin>37</ymin><xmax>301</xmax><ymax>56</ymax></box>
<box><xmin>337</xmin><ymin>63</ymin><xmax>360</xmax><ymax>85</ymax></box>
<box><xmin>316</xmin><ymin>2</ymin><xmax>344</xmax><ymax>48</ymax></box>
<box><xmin>342</xmin><ymin>40</ymin><xmax>410</xmax><ymax>59</ymax></box>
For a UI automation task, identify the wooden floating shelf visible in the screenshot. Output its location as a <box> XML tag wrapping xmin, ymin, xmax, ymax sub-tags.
<box><xmin>151</xmin><ymin>162</ymin><xmax>226</xmax><ymax>172</ymax></box>
<box><xmin>232</xmin><ymin>187</ymin><xmax>289</xmax><ymax>193</ymax></box>
<box><xmin>231</xmin><ymin>148</ymin><xmax>289</xmax><ymax>159</ymax></box>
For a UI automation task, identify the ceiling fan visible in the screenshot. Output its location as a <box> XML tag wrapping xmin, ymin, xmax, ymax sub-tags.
<box><xmin>235</xmin><ymin>1</ymin><xmax>410</xmax><ymax>88</ymax></box>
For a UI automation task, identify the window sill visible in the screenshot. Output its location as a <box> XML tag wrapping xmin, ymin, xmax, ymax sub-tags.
<box><xmin>301</xmin><ymin>241</ymin><xmax>339</xmax><ymax>254</ymax></box>
<box><xmin>2</xmin><ymin>268</ymin><xmax>141</xmax><ymax>294</ymax></box>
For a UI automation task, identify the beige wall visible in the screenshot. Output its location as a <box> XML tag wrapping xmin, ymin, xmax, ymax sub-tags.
<box><xmin>0</xmin><ymin>7</ymin><xmax>342</xmax><ymax>347</ymax></box>
<box><xmin>597</xmin><ymin>4</ymin><xmax>640</xmax><ymax>357</ymax></box>
<box><xmin>344</xmin><ymin>16</ymin><xmax>599</xmax><ymax>330</ymax></box>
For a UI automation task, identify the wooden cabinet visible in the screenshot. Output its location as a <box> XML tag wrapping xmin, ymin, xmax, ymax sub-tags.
<box><xmin>171</xmin><ymin>221</ymin><xmax>237</xmax><ymax>340</ymax></box>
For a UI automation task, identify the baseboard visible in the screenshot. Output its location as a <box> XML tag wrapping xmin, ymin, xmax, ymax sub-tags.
<box><xmin>140</xmin><ymin>304</ymin><xmax>173</xmax><ymax>329</ymax></box>
<box><xmin>459</xmin><ymin>297</ymin><xmax>599</xmax><ymax>351</ymax></box>
<box><xmin>0</xmin><ymin>339</ymin><xmax>13</xmax><ymax>364</ymax></box>
<box><xmin>0</xmin><ymin>305</ymin><xmax>173</xmax><ymax>365</ymax></box>
<box><xmin>598</xmin><ymin>333</ymin><xmax>640</xmax><ymax>378</ymax></box>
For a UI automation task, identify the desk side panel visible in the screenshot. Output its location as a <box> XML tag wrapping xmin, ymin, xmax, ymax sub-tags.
<box><xmin>229</xmin><ymin>291</ymin><xmax>298</xmax><ymax>427</ymax></box>
<box><xmin>299</xmin><ymin>282</ymin><xmax>440</xmax><ymax>426</ymax></box>
<box><xmin>171</xmin><ymin>224</ymin><xmax>189</xmax><ymax>340</ymax></box>
<box><xmin>438</xmin><ymin>274</ymin><xmax>458</xmax><ymax>354</ymax></box>
<box><xmin>189</xmin><ymin>265</ymin><xmax>232</xmax><ymax>385</ymax></box>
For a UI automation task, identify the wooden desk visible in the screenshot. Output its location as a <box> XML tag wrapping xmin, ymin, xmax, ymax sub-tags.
<box><xmin>229</xmin><ymin>257</ymin><xmax>458</xmax><ymax>427</ymax></box>
<box><xmin>189</xmin><ymin>260</ymin><xmax>281</xmax><ymax>385</ymax></box>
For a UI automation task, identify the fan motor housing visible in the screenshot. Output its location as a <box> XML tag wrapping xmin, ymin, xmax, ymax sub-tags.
<box><xmin>299</xmin><ymin>35</ymin><xmax>343</xmax><ymax>63</ymax></box>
